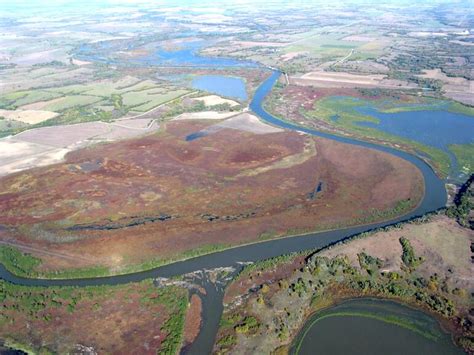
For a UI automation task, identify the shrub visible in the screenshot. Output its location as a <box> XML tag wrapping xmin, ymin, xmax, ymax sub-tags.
<box><xmin>217</xmin><ymin>334</ymin><xmax>236</xmax><ymax>347</ymax></box>
<box><xmin>234</xmin><ymin>316</ymin><xmax>260</xmax><ymax>334</ymax></box>
<box><xmin>399</xmin><ymin>237</ymin><xmax>423</xmax><ymax>269</ymax></box>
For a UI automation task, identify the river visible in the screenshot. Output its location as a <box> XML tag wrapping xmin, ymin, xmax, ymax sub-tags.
<box><xmin>0</xmin><ymin>67</ymin><xmax>448</xmax><ymax>353</ymax></box>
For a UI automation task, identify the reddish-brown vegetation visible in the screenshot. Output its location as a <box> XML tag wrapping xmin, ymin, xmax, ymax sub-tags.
<box><xmin>0</xmin><ymin>120</ymin><xmax>423</xmax><ymax>273</ymax></box>
<box><xmin>182</xmin><ymin>294</ymin><xmax>203</xmax><ymax>350</ymax></box>
<box><xmin>0</xmin><ymin>282</ymin><xmax>187</xmax><ymax>354</ymax></box>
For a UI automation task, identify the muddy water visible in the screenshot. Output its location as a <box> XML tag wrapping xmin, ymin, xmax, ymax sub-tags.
<box><xmin>291</xmin><ymin>299</ymin><xmax>461</xmax><ymax>355</ymax></box>
<box><xmin>0</xmin><ymin>71</ymin><xmax>448</xmax><ymax>354</ymax></box>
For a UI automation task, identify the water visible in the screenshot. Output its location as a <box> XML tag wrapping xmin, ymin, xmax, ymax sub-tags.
<box><xmin>76</xmin><ymin>39</ymin><xmax>259</xmax><ymax>69</ymax></box>
<box><xmin>137</xmin><ymin>40</ymin><xmax>257</xmax><ymax>68</ymax></box>
<box><xmin>355</xmin><ymin>106</ymin><xmax>473</xmax><ymax>181</ymax></box>
<box><xmin>186</xmin><ymin>131</ymin><xmax>208</xmax><ymax>141</ymax></box>
<box><xmin>293</xmin><ymin>299</ymin><xmax>461</xmax><ymax>355</ymax></box>
<box><xmin>356</xmin><ymin>107</ymin><xmax>474</xmax><ymax>151</ymax></box>
<box><xmin>192</xmin><ymin>75</ymin><xmax>247</xmax><ymax>101</ymax></box>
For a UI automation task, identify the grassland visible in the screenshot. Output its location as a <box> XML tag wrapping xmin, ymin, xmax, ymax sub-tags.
<box><xmin>215</xmin><ymin>214</ymin><xmax>473</xmax><ymax>353</ymax></box>
<box><xmin>449</xmin><ymin>143</ymin><xmax>474</xmax><ymax>176</ymax></box>
<box><xmin>42</xmin><ymin>95</ymin><xmax>104</xmax><ymax>112</ymax></box>
<box><xmin>0</xmin><ymin>279</ymin><xmax>189</xmax><ymax>354</ymax></box>
<box><xmin>122</xmin><ymin>88</ymin><xmax>190</xmax><ymax>112</ymax></box>
<box><xmin>0</xmin><ymin>90</ymin><xmax>63</xmax><ymax>109</ymax></box>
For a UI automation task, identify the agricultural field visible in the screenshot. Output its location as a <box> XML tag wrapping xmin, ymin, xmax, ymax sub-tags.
<box><xmin>200</xmin><ymin>2</ymin><xmax>473</xmax><ymax>104</ymax></box>
<box><xmin>0</xmin><ymin>117</ymin><xmax>423</xmax><ymax>277</ymax></box>
<box><xmin>0</xmin><ymin>71</ymin><xmax>192</xmax><ymax>133</ymax></box>
<box><xmin>0</xmin><ymin>119</ymin><xmax>160</xmax><ymax>177</ymax></box>
<box><xmin>0</xmin><ymin>279</ymin><xmax>190</xmax><ymax>354</ymax></box>
<box><xmin>215</xmin><ymin>214</ymin><xmax>473</xmax><ymax>354</ymax></box>
<box><xmin>0</xmin><ymin>60</ymin><xmax>266</xmax><ymax>139</ymax></box>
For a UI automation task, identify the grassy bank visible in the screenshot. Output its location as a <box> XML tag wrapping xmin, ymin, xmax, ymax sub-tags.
<box><xmin>0</xmin><ymin>279</ymin><xmax>188</xmax><ymax>354</ymax></box>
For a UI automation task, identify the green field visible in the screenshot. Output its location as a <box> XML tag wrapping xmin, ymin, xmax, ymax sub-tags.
<box><xmin>283</xmin><ymin>32</ymin><xmax>383</xmax><ymax>61</ymax></box>
<box><xmin>131</xmin><ymin>89</ymin><xmax>190</xmax><ymax>112</ymax></box>
<box><xmin>0</xmin><ymin>90</ymin><xmax>63</xmax><ymax>109</ymax></box>
<box><xmin>0</xmin><ymin>76</ymin><xmax>193</xmax><ymax>137</ymax></box>
<box><xmin>43</xmin><ymin>95</ymin><xmax>104</xmax><ymax>112</ymax></box>
<box><xmin>449</xmin><ymin>143</ymin><xmax>474</xmax><ymax>175</ymax></box>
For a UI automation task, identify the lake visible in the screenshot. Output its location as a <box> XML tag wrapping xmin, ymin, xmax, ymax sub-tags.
<box><xmin>292</xmin><ymin>298</ymin><xmax>461</xmax><ymax>355</ymax></box>
<box><xmin>139</xmin><ymin>40</ymin><xmax>257</xmax><ymax>68</ymax></box>
<box><xmin>192</xmin><ymin>75</ymin><xmax>247</xmax><ymax>101</ymax></box>
<box><xmin>76</xmin><ymin>39</ymin><xmax>258</xmax><ymax>69</ymax></box>
<box><xmin>356</xmin><ymin>107</ymin><xmax>474</xmax><ymax>181</ymax></box>
<box><xmin>356</xmin><ymin>106</ymin><xmax>474</xmax><ymax>151</ymax></box>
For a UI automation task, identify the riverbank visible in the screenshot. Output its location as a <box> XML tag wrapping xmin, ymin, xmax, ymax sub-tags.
<box><xmin>215</xmin><ymin>214</ymin><xmax>473</xmax><ymax>353</ymax></box>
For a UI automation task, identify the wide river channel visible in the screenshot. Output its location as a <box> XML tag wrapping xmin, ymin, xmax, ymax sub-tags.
<box><xmin>0</xmin><ymin>69</ymin><xmax>449</xmax><ymax>354</ymax></box>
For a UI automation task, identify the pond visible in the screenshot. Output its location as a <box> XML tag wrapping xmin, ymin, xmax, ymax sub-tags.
<box><xmin>192</xmin><ymin>75</ymin><xmax>248</xmax><ymax>101</ymax></box>
<box><xmin>292</xmin><ymin>298</ymin><xmax>461</xmax><ymax>355</ymax></box>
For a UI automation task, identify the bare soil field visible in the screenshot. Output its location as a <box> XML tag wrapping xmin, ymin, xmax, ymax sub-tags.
<box><xmin>0</xmin><ymin>109</ymin><xmax>58</xmax><ymax>124</ymax></box>
<box><xmin>230</xmin><ymin>41</ymin><xmax>287</xmax><ymax>48</ymax></box>
<box><xmin>191</xmin><ymin>95</ymin><xmax>239</xmax><ymax>107</ymax></box>
<box><xmin>0</xmin><ymin>120</ymin><xmax>423</xmax><ymax>274</ymax></box>
<box><xmin>417</xmin><ymin>69</ymin><xmax>474</xmax><ymax>106</ymax></box>
<box><xmin>291</xmin><ymin>71</ymin><xmax>416</xmax><ymax>89</ymax></box>
<box><xmin>174</xmin><ymin>111</ymin><xmax>238</xmax><ymax>120</ymax></box>
<box><xmin>280</xmin><ymin>51</ymin><xmax>308</xmax><ymax>62</ymax></box>
<box><xmin>0</xmin><ymin>119</ymin><xmax>159</xmax><ymax>176</ymax></box>
<box><xmin>214</xmin><ymin>113</ymin><xmax>283</xmax><ymax>134</ymax></box>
